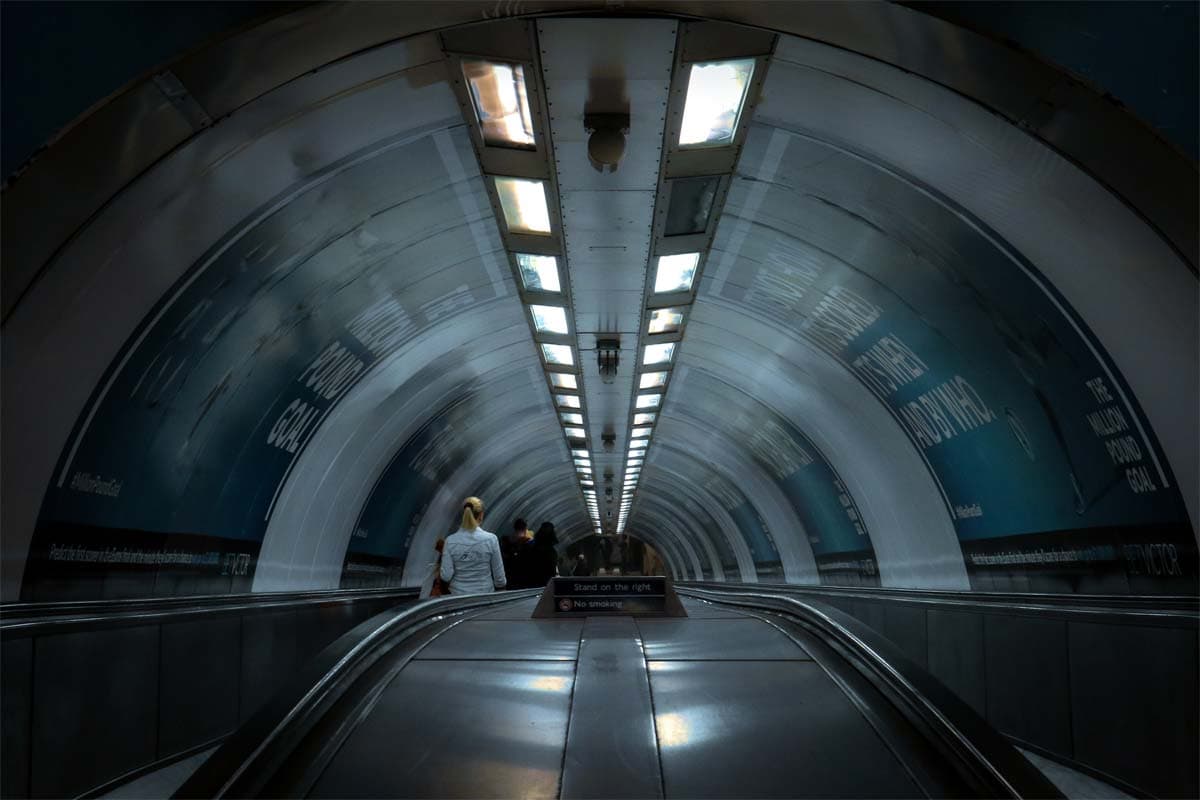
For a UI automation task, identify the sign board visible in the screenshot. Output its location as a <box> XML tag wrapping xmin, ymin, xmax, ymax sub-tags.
<box><xmin>533</xmin><ymin>576</ymin><xmax>688</xmax><ymax>617</ymax></box>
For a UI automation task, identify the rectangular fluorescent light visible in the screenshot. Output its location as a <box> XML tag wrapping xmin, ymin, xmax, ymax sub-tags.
<box><xmin>556</xmin><ymin>394</ymin><xmax>580</xmax><ymax>408</ymax></box>
<box><xmin>636</xmin><ymin>393</ymin><xmax>662</xmax><ymax>409</ymax></box>
<box><xmin>630</xmin><ymin>439</ymin><xmax>649</xmax><ymax>450</ymax></box>
<box><xmin>563</xmin><ymin>414</ymin><xmax>585</xmax><ymax>426</ymax></box>
<box><xmin>549</xmin><ymin>372</ymin><xmax>577</xmax><ymax>390</ymax></box>
<box><xmin>654</xmin><ymin>253</ymin><xmax>699</xmax><ymax>293</ymax></box>
<box><xmin>648</xmin><ymin>308</ymin><xmax>685</xmax><ymax>335</ymax></box>
<box><xmin>565</xmin><ymin>427</ymin><xmax>586</xmax><ymax>438</ymax></box>
<box><xmin>627</xmin><ymin>457</ymin><xmax>643</xmax><ymax>465</ymax></box>
<box><xmin>574</xmin><ymin>459</ymin><xmax>591</xmax><ymax>467</ymax></box>
<box><xmin>462</xmin><ymin>60</ymin><xmax>536</xmax><ymax>148</ymax></box>
<box><xmin>542</xmin><ymin>343</ymin><xmax>574</xmax><ymax>365</ymax></box>
<box><xmin>517</xmin><ymin>254</ymin><xmax>561</xmax><ymax>292</ymax></box>
<box><xmin>571</xmin><ymin>448</ymin><xmax>589</xmax><ymax>457</ymax></box>
<box><xmin>631</xmin><ymin>427</ymin><xmax>652</xmax><ymax>438</ymax></box>
<box><xmin>678</xmin><ymin>58</ymin><xmax>756</xmax><ymax>147</ymax></box>
<box><xmin>495</xmin><ymin>177</ymin><xmax>551</xmax><ymax>235</ymax></box>
<box><xmin>639</xmin><ymin>372</ymin><xmax>668</xmax><ymax>390</ymax></box>
<box><xmin>634</xmin><ymin>413</ymin><xmax>656</xmax><ymax>425</ymax></box>
<box><xmin>643</xmin><ymin>343</ymin><xmax>675</xmax><ymax>365</ymax></box>
<box><xmin>530</xmin><ymin>304</ymin><xmax>569</xmax><ymax>334</ymax></box>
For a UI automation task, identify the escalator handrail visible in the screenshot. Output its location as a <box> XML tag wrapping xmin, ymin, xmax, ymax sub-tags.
<box><xmin>0</xmin><ymin>586</ymin><xmax>421</xmax><ymax>635</ymax></box>
<box><xmin>680</xmin><ymin>580</ymin><xmax>1199</xmax><ymax>621</ymax></box>
<box><xmin>678</xmin><ymin>586</ymin><xmax>1062</xmax><ymax>800</ymax></box>
<box><xmin>176</xmin><ymin>588</ymin><xmax>543</xmax><ymax>798</ymax></box>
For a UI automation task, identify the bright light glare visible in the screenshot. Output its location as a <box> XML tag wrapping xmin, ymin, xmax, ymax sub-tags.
<box><xmin>565</xmin><ymin>427</ymin><xmax>586</xmax><ymax>438</ymax></box>
<box><xmin>644</xmin><ymin>343</ymin><xmax>675</xmax><ymax>365</ymax></box>
<box><xmin>639</xmin><ymin>372</ymin><xmax>668</xmax><ymax>390</ymax></box>
<box><xmin>563</xmin><ymin>415</ymin><xmax>584</xmax><ymax>426</ymax></box>
<box><xmin>495</xmin><ymin>177</ymin><xmax>551</xmax><ymax>235</ymax></box>
<box><xmin>634</xmin><ymin>413</ymin><xmax>656</xmax><ymax>425</ymax></box>
<box><xmin>462</xmin><ymin>60</ymin><xmax>535</xmax><ymax>148</ymax></box>
<box><xmin>654</xmin><ymin>253</ymin><xmax>699</xmax><ymax>293</ymax></box>
<box><xmin>631</xmin><ymin>427</ymin><xmax>652</xmax><ymax>438</ymax></box>
<box><xmin>556</xmin><ymin>395</ymin><xmax>580</xmax><ymax>408</ymax></box>
<box><xmin>549</xmin><ymin>373</ymin><xmax>577</xmax><ymax>390</ymax></box>
<box><xmin>679</xmin><ymin>59</ymin><xmax>755</xmax><ymax>147</ymax></box>
<box><xmin>542</xmin><ymin>344</ymin><xmax>574</xmax><ymax>366</ymax></box>
<box><xmin>530</xmin><ymin>304</ymin><xmax>569</xmax><ymax>335</ymax></box>
<box><xmin>517</xmin><ymin>254</ymin><xmax>560</xmax><ymax>292</ymax></box>
<box><xmin>648</xmin><ymin>308</ymin><xmax>684</xmax><ymax>334</ymax></box>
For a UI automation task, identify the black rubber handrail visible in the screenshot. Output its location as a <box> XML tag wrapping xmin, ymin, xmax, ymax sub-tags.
<box><xmin>175</xmin><ymin>589</ymin><xmax>544</xmax><ymax>799</ymax></box>
<box><xmin>678</xmin><ymin>586</ymin><xmax>1064</xmax><ymax>800</ymax></box>
<box><xmin>680</xmin><ymin>580</ymin><xmax>1200</xmax><ymax>623</ymax></box>
<box><xmin>0</xmin><ymin>586</ymin><xmax>420</xmax><ymax>635</ymax></box>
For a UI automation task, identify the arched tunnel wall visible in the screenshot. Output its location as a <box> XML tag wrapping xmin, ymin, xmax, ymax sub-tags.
<box><xmin>2</xmin><ymin>1</ymin><xmax>1196</xmax><ymax>602</ymax></box>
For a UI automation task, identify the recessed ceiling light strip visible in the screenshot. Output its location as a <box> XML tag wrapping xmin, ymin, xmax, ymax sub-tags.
<box><xmin>619</xmin><ymin>23</ymin><xmax>777</xmax><ymax>536</ymax></box>
<box><xmin>442</xmin><ymin>25</ymin><xmax>598</xmax><ymax>534</ymax></box>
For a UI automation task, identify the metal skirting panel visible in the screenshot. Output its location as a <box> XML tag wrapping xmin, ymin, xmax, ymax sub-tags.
<box><xmin>1067</xmin><ymin>622</ymin><xmax>1200</xmax><ymax>799</ymax></box>
<box><xmin>157</xmin><ymin>617</ymin><xmax>241</xmax><ymax>757</ymax></box>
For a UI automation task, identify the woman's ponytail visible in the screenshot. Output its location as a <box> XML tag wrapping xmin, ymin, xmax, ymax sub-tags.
<box><xmin>461</xmin><ymin>496</ymin><xmax>484</xmax><ymax>531</ymax></box>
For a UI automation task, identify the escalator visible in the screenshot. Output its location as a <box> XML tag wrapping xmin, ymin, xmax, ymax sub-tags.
<box><xmin>177</xmin><ymin>586</ymin><xmax>1059</xmax><ymax>799</ymax></box>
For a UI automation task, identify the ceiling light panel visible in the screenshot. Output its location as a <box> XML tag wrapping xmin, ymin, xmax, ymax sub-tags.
<box><xmin>678</xmin><ymin>58</ymin><xmax>755</xmax><ymax>147</ymax></box>
<box><xmin>462</xmin><ymin>60</ymin><xmax>536</xmax><ymax>149</ymax></box>
<box><xmin>654</xmin><ymin>253</ymin><xmax>699</xmax><ymax>293</ymax></box>
<box><xmin>634</xmin><ymin>413</ymin><xmax>656</xmax><ymax>425</ymax></box>
<box><xmin>549</xmin><ymin>373</ymin><xmax>577</xmax><ymax>390</ymax></box>
<box><xmin>556</xmin><ymin>394</ymin><xmax>580</xmax><ymax>408</ymax></box>
<box><xmin>517</xmin><ymin>254</ymin><xmax>561</xmax><ymax>292</ymax></box>
<box><xmin>563</xmin><ymin>414</ymin><xmax>584</xmax><ymax>426</ymax></box>
<box><xmin>631</xmin><ymin>427</ymin><xmax>652</xmax><ymax>438</ymax></box>
<box><xmin>648</xmin><ymin>308</ymin><xmax>684</xmax><ymax>335</ymax></box>
<box><xmin>542</xmin><ymin>344</ymin><xmax>574</xmax><ymax>365</ymax></box>
<box><xmin>644</xmin><ymin>343</ymin><xmax>675</xmax><ymax>365</ymax></box>
<box><xmin>495</xmin><ymin>177</ymin><xmax>552</xmax><ymax>235</ymax></box>
<box><xmin>530</xmin><ymin>304</ymin><xmax>570</xmax><ymax>335</ymax></box>
<box><xmin>639</xmin><ymin>372</ymin><xmax>668</xmax><ymax>390</ymax></box>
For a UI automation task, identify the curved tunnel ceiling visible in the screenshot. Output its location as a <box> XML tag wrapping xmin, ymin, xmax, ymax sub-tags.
<box><xmin>1</xmin><ymin>2</ymin><xmax>1196</xmax><ymax>601</ymax></box>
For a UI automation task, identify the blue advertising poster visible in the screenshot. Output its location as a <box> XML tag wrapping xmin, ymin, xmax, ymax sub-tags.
<box><xmin>27</xmin><ymin>129</ymin><xmax>506</xmax><ymax>599</ymax></box>
<box><xmin>710</xmin><ymin>127</ymin><xmax>1195</xmax><ymax>592</ymax></box>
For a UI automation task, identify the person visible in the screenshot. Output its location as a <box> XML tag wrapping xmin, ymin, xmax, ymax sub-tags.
<box><xmin>573</xmin><ymin>553</ymin><xmax>589</xmax><ymax>576</ymax></box>
<box><xmin>440</xmin><ymin>496</ymin><xmax>506</xmax><ymax>594</ymax></box>
<box><xmin>501</xmin><ymin>518</ymin><xmax>532</xmax><ymax>589</ymax></box>
<box><xmin>525</xmin><ymin>521</ymin><xmax>559</xmax><ymax>588</ymax></box>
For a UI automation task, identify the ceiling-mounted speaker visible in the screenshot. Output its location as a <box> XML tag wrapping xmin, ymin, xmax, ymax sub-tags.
<box><xmin>597</xmin><ymin>337</ymin><xmax>620</xmax><ymax>384</ymax></box>
<box><xmin>585</xmin><ymin>113</ymin><xmax>629</xmax><ymax>173</ymax></box>
<box><xmin>602</xmin><ymin>429</ymin><xmax>616</xmax><ymax>451</ymax></box>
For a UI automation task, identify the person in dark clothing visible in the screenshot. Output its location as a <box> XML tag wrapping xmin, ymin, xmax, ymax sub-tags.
<box><xmin>501</xmin><ymin>519</ymin><xmax>532</xmax><ymax>589</ymax></box>
<box><xmin>526</xmin><ymin>522</ymin><xmax>559</xmax><ymax>588</ymax></box>
<box><xmin>573</xmin><ymin>553</ymin><xmax>589</xmax><ymax>576</ymax></box>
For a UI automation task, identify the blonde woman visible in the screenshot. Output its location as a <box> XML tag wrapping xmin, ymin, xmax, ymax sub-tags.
<box><xmin>440</xmin><ymin>497</ymin><xmax>506</xmax><ymax>594</ymax></box>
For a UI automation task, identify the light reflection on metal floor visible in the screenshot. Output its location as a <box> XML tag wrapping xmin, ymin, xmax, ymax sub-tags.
<box><xmin>307</xmin><ymin>597</ymin><xmax>925</xmax><ymax>799</ymax></box>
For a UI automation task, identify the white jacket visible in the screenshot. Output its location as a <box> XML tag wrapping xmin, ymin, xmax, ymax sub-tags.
<box><xmin>440</xmin><ymin>527</ymin><xmax>506</xmax><ymax>594</ymax></box>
